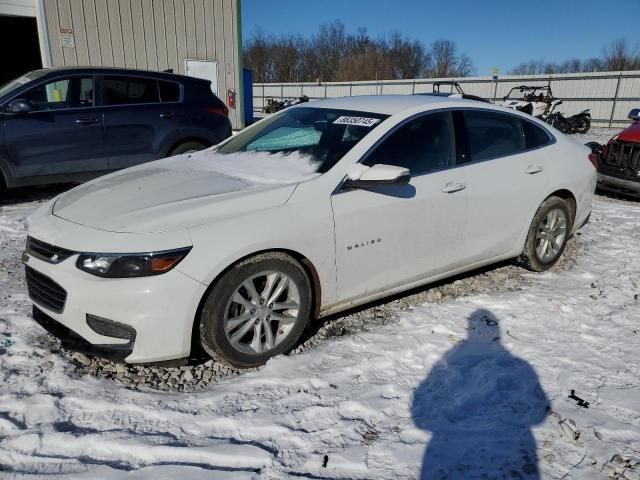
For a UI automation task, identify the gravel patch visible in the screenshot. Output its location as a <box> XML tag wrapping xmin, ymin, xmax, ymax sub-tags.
<box><xmin>57</xmin><ymin>234</ymin><xmax>581</xmax><ymax>392</ymax></box>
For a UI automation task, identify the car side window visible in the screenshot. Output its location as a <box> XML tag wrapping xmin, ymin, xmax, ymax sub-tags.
<box><xmin>463</xmin><ymin>110</ymin><xmax>525</xmax><ymax>161</ymax></box>
<box><xmin>20</xmin><ymin>77</ymin><xmax>94</xmax><ymax>111</ymax></box>
<box><xmin>103</xmin><ymin>76</ymin><xmax>160</xmax><ymax>105</ymax></box>
<box><xmin>521</xmin><ymin>120</ymin><xmax>551</xmax><ymax>149</ymax></box>
<box><xmin>159</xmin><ymin>80</ymin><xmax>180</xmax><ymax>102</ymax></box>
<box><xmin>363</xmin><ymin>111</ymin><xmax>454</xmax><ymax>175</ymax></box>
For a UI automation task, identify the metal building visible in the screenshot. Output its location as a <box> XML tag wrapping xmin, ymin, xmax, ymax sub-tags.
<box><xmin>0</xmin><ymin>0</ymin><xmax>244</xmax><ymax>128</ymax></box>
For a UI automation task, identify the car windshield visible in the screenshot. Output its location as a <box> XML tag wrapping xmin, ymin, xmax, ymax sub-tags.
<box><xmin>217</xmin><ymin>107</ymin><xmax>388</xmax><ymax>173</ymax></box>
<box><xmin>0</xmin><ymin>70</ymin><xmax>48</xmax><ymax>99</ymax></box>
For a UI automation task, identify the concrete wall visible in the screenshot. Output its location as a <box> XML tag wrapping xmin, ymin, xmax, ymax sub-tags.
<box><xmin>254</xmin><ymin>71</ymin><xmax>640</xmax><ymax>127</ymax></box>
<box><xmin>40</xmin><ymin>0</ymin><xmax>243</xmax><ymax>128</ymax></box>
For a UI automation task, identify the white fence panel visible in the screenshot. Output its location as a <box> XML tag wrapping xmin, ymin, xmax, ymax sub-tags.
<box><xmin>253</xmin><ymin>70</ymin><xmax>640</xmax><ymax>126</ymax></box>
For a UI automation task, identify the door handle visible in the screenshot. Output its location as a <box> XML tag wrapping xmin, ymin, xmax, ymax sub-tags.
<box><xmin>442</xmin><ymin>182</ymin><xmax>467</xmax><ymax>194</ymax></box>
<box><xmin>75</xmin><ymin>117</ymin><xmax>100</xmax><ymax>125</ymax></box>
<box><xmin>525</xmin><ymin>165</ymin><xmax>544</xmax><ymax>174</ymax></box>
<box><xmin>160</xmin><ymin>112</ymin><xmax>176</xmax><ymax>119</ymax></box>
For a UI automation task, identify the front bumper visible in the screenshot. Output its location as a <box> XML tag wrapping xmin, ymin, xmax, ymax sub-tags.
<box><xmin>32</xmin><ymin>306</ymin><xmax>134</xmax><ymax>362</ymax></box>
<box><xmin>24</xmin><ymin>252</ymin><xmax>208</xmax><ymax>364</ymax></box>
<box><xmin>597</xmin><ymin>172</ymin><xmax>640</xmax><ymax>198</ymax></box>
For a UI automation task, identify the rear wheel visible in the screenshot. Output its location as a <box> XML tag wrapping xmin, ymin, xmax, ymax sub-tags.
<box><xmin>575</xmin><ymin>117</ymin><xmax>590</xmax><ymax>134</ymax></box>
<box><xmin>168</xmin><ymin>140</ymin><xmax>207</xmax><ymax>156</ymax></box>
<box><xmin>199</xmin><ymin>252</ymin><xmax>313</xmax><ymax>368</ymax></box>
<box><xmin>520</xmin><ymin>196</ymin><xmax>572</xmax><ymax>272</ymax></box>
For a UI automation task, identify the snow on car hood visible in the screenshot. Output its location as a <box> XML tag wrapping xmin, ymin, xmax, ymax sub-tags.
<box><xmin>52</xmin><ymin>150</ymin><xmax>320</xmax><ymax>233</ymax></box>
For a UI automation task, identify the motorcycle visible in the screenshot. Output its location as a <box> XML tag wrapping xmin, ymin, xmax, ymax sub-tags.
<box><xmin>264</xmin><ymin>95</ymin><xmax>309</xmax><ymax>114</ymax></box>
<box><xmin>545</xmin><ymin>101</ymin><xmax>591</xmax><ymax>134</ymax></box>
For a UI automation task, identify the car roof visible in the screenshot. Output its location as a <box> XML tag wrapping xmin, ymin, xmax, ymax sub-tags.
<box><xmin>299</xmin><ymin>95</ymin><xmax>488</xmax><ymax>115</ymax></box>
<box><xmin>34</xmin><ymin>67</ymin><xmax>204</xmax><ymax>83</ymax></box>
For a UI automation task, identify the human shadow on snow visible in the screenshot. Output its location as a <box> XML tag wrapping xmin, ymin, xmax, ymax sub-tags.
<box><xmin>411</xmin><ymin>309</ymin><xmax>550</xmax><ymax>479</ymax></box>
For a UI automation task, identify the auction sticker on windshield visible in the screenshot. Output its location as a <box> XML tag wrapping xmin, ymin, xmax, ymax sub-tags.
<box><xmin>333</xmin><ymin>116</ymin><xmax>381</xmax><ymax>127</ymax></box>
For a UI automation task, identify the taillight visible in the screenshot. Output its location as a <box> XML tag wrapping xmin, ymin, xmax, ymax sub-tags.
<box><xmin>207</xmin><ymin>106</ymin><xmax>228</xmax><ymax>118</ymax></box>
<box><xmin>588</xmin><ymin>152</ymin><xmax>599</xmax><ymax>169</ymax></box>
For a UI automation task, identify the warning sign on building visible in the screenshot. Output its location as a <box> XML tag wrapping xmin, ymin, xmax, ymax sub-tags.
<box><xmin>60</xmin><ymin>28</ymin><xmax>74</xmax><ymax>48</ymax></box>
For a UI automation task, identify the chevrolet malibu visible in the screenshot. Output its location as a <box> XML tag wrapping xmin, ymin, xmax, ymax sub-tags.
<box><xmin>24</xmin><ymin>95</ymin><xmax>597</xmax><ymax>368</ymax></box>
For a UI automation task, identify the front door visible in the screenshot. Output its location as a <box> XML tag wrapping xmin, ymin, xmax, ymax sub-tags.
<box><xmin>3</xmin><ymin>75</ymin><xmax>106</xmax><ymax>178</ymax></box>
<box><xmin>331</xmin><ymin>111</ymin><xmax>469</xmax><ymax>304</ymax></box>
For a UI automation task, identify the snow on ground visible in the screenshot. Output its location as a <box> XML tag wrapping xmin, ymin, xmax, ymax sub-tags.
<box><xmin>0</xmin><ymin>193</ymin><xmax>639</xmax><ymax>479</ymax></box>
<box><xmin>571</xmin><ymin>127</ymin><xmax>618</xmax><ymax>146</ymax></box>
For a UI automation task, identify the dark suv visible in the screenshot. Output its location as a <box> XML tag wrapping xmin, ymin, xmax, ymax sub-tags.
<box><xmin>0</xmin><ymin>67</ymin><xmax>232</xmax><ymax>190</ymax></box>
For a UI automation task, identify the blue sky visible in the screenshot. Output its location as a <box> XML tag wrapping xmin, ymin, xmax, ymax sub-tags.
<box><xmin>242</xmin><ymin>0</ymin><xmax>640</xmax><ymax>75</ymax></box>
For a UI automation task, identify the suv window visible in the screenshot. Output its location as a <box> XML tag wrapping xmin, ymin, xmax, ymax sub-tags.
<box><xmin>20</xmin><ymin>76</ymin><xmax>94</xmax><ymax>111</ymax></box>
<box><xmin>521</xmin><ymin>120</ymin><xmax>551</xmax><ymax>149</ymax></box>
<box><xmin>364</xmin><ymin>111</ymin><xmax>454</xmax><ymax>174</ymax></box>
<box><xmin>464</xmin><ymin>110</ymin><xmax>525</xmax><ymax>161</ymax></box>
<box><xmin>103</xmin><ymin>76</ymin><xmax>160</xmax><ymax>105</ymax></box>
<box><xmin>159</xmin><ymin>80</ymin><xmax>180</xmax><ymax>102</ymax></box>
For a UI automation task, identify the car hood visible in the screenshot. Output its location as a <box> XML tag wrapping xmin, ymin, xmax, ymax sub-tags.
<box><xmin>52</xmin><ymin>150</ymin><xmax>319</xmax><ymax>233</ymax></box>
<box><xmin>617</xmin><ymin>122</ymin><xmax>640</xmax><ymax>143</ymax></box>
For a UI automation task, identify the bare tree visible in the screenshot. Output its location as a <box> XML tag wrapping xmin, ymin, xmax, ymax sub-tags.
<box><xmin>425</xmin><ymin>40</ymin><xmax>475</xmax><ymax>77</ymax></box>
<box><xmin>243</xmin><ymin>22</ymin><xmax>475</xmax><ymax>83</ymax></box>
<box><xmin>510</xmin><ymin>38</ymin><xmax>640</xmax><ymax>75</ymax></box>
<box><xmin>603</xmin><ymin>38</ymin><xmax>640</xmax><ymax>71</ymax></box>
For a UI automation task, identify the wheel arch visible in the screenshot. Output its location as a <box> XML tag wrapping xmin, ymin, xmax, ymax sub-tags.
<box><xmin>189</xmin><ymin>248</ymin><xmax>322</xmax><ymax>358</ymax></box>
<box><xmin>0</xmin><ymin>156</ymin><xmax>15</xmax><ymax>189</ymax></box>
<box><xmin>546</xmin><ymin>188</ymin><xmax>577</xmax><ymax>229</ymax></box>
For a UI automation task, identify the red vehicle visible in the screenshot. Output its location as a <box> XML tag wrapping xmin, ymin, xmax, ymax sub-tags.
<box><xmin>589</xmin><ymin>108</ymin><xmax>640</xmax><ymax>198</ymax></box>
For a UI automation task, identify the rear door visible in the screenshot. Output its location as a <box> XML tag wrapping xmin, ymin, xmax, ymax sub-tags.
<box><xmin>457</xmin><ymin>110</ymin><xmax>551</xmax><ymax>264</ymax></box>
<box><xmin>101</xmin><ymin>75</ymin><xmax>182</xmax><ymax>169</ymax></box>
<box><xmin>2</xmin><ymin>75</ymin><xmax>107</xmax><ymax>178</ymax></box>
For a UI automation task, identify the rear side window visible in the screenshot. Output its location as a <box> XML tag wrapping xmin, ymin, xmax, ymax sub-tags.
<box><xmin>103</xmin><ymin>76</ymin><xmax>159</xmax><ymax>105</ymax></box>
<box><xmin>521</xmin><ymin>120</ymin><xmax>551</xmax><ymax>149</ymax></box>
<box><xmin>159</xmin><ymin>80</ymin><xmax>180</xmax><ymax>102</ymax></box>
<box><xmin>364</xmin><ymin>111</ymin><xmax>454</xmax><ymax>174</ymax></box>
<box><xmin>463</xmin><ymin>110</ymin><xmax>525</xmax><ymax>161</ymax></box>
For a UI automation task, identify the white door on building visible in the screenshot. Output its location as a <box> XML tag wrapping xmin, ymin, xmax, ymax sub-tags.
<box><xmin>185</xmin><ymin>60</ymin><xmax>219</xmax><ymax>95</ymax></box>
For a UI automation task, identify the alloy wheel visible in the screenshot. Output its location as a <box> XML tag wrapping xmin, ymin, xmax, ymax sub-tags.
<box><xmin>223</xmin><ymin>270</ymin><xmax>301</xmax><ymax>355</ymax></box>
<box><xmin>534</xmin><ymin>207</ymin><xmax>568</xmax><ymax>263</ymax></box>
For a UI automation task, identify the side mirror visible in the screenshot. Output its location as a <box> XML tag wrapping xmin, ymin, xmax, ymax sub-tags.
<box><xmin>344</xmin><ymin>164</ymin><xmax>411</xmax><ymax>189</ymax></box>
<box><xmin>6</xmin><ymin>99</ymin><xmax>32</xmax><ymax>113</ymax></box>
<box><xmin>629</xmin><ymin>108</ymin><xmax>640</xmax><ymax>121</ymax></box>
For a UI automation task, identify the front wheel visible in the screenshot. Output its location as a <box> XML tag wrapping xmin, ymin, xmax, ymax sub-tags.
<box><xmin>199</xmin><ymin>252</ymin><xmax>313</xmax><ymax>368</ymax></box>
<box><xmin>520</xmin><ymin>196</ymin><xmax>572</xmax><ymax>272</ymax></box>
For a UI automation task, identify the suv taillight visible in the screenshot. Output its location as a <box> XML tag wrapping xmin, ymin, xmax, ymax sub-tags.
<box><xmin>588</xmin><ymin>152</ymin><xmax>599</xmax><ymax>169</ymax></box>
<box><xmin>207</xmin><ymin>106</ymin><xmax>228</xmax><ymax>118</ymax></box>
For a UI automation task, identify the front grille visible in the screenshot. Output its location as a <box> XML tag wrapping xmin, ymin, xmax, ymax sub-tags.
<box><xmin>25</xmin><ymin>266</ymin><xmax>67</xmax><ymax>313</ymax></box>
<box><xmin>26</xmin><ymin>236</ymin><xmax>75</xmax><ymax>264</ymax></box>
<box><xmin>603</xmin><ymin>140</ymin><xmax>640</xmax><ymax>180</ymax></box>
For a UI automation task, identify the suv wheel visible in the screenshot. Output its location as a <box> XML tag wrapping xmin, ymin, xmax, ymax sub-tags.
<box><xmin>520</xmin><ymin>196</ymin><xmax>571</xmax><ymax>272</ymax></box>
<box><xmin>199</xmin><ymin>252</ymin><xmax>313</xmax><ymax>368</ymax></box>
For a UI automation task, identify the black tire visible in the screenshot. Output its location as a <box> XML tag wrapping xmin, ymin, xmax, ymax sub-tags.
<box><xmin>519</xmin><ymin>196</ymin><xmax>572</xmax><ymax>272</ymax></box>
<box><xmin>168</xmin><ymin>140</ymin><xmax>207</xmax><ymax>156</ymax></box>
<box><xmin>199</xmin><ymin>252</ymin><xmax>313</xmax><ymax>368</ymax></box>
<box><xmin>575</xmin><ymin>118</ymin><xmax>590</xmax><ymax>135</ymax></box>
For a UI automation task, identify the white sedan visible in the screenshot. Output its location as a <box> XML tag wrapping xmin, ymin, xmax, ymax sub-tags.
<box><xmin>24</xmin><ymin>95</ymin><xmax>597</xmax><ymax>367</ymax></box>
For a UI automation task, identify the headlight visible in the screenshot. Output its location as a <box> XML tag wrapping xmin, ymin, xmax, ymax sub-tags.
<box><xmin>76</xmin><ymin>247</ymin><xmax>191</xmax><ymax>278</ymax></box>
